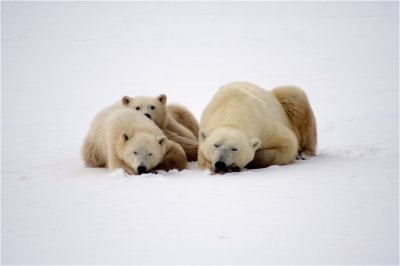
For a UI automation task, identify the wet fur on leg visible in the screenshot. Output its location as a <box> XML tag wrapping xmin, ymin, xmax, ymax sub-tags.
<box><xmin>168</xmin><ymin>104</ymin><xmax>199</xmax><ymax>137</ymax></box>
<box><xmin>164</xmin><ymin>131</ymin><xmax>198</xmax><ymax>162</ymax></box>
<box><xmin>158</xmin><ymin>139</ymin><xmax>187</xmax><ymax>171</ymax></box>
<box><xmin>167</xmin><ymin>104</ymin><xmax>199</xmax><ymax>161</ymax></box>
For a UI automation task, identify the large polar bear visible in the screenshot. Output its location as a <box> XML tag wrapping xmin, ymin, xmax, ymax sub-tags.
<box><xmin>82</xmin><ymin>108</ymin><xmax>187</xmax><ymax>175</ymax></box>
<box><xmin>198</xmin><ymin>81</ymin><xmax>317</xmax><ymax>173</ymax></box>
<box><xmin>122</xmin><ymin>94</ymin><xmax>199</xmax><ymax>161</ymax></box>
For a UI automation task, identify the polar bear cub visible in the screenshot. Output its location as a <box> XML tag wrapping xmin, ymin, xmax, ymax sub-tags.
<box><xmin>82</xmin><ymin>108</ymin><xmax>187</xmax><ymax>174</ymax></box>
<box><xmin>198</xmin><ymin>81</ymin><xmax>317</xmax><ymax>173</ymax></box>
<box><xmin>122</xmin><ymin>94</ymin><xmax>197</xmax><ymax>140</ymax></box>
<box><xmin>122</xmin><ymin>94</ymin><xmax>199</xmax><ymax>161</ymax></box>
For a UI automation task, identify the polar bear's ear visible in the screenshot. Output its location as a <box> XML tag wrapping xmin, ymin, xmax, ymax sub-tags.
<box><xmin>200</xmin><ymin>131</ymin><xmax>207</xmax><ymax>141</ymax></box>
<box><xmin>249</xmin><ymin>138</ymin><xmax>261</xmax><ymax>150</ymax></box>
<box><xmin>157</xmin><ymin>94</ymin><xmax>167</xmax><ymax>105</ymax></box>
<box><xmin>156</xmin><ymin>136</ymin><xmax>167</xmax><ymax>145</ymax></box>
<box><xmin>122</xmin><ymin>96</ymin><xmax>131</xmax><ymax>106</ymax></box>
<box><xmin>122</xmin><ymin>132</ymin><xmax>129</xmax><ymax>141</ymax></box>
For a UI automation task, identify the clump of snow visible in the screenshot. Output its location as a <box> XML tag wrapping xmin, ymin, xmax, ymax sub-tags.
<box><xmin>202</xmin><ymin>169</ymin><xmax>212</xmax><ymax>175</ymax></box>
<box><xmin>110</xmin><ymin>168</ymin><xmax>130</xmax><ymax>178</ymax></box>
<box><xmin>156</xmin><ymin>169</ymin><xmax>180</xmax><ymax>176</ymax></box>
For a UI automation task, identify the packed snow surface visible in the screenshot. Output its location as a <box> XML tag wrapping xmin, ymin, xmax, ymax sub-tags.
<box><xmin>2</xmin><ymin>1</ymin><xmax>399</xmax><ymax>264</ymax></box>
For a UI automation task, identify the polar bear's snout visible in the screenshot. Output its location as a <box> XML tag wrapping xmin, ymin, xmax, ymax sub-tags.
<box><xmin>213</xmin><ymin>151</ymin><xmax>230</xmax><ymax>173</ymax></box>
<box><xmin>144</xmin><ymin>113</ymin><xmax>152</xmax><ymax>119</ymax></box>
<box><xmin>137</xmin><ymin>165</ymin><xmax>147</xmax><ymax>175</ymax></box>
<box><xmin>214</xmin><ymin>161</ymin><xmax>227</xmax><ymax>172</ymax></box>
<box><xmin>213</xmin><ymin>161</ymin><xmax>241</xmax><ymax>173</ymax></box>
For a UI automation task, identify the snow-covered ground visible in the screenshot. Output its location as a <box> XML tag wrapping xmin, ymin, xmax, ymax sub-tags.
<box><xmin>1</xmin><ymin>1</ymin><xmax>399</xmax><ymax>264</ymax></box>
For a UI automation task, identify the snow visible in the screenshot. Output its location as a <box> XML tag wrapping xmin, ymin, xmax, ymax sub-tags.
<box><xmin>1</xmin><ymin>1</ymin><xmax>399</xmax><ymax>264</ymax></box>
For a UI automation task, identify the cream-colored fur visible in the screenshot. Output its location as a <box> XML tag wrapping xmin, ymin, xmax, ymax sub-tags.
<box><xmin>81</xmin><ymin>107</ymin><xmax>187</xmax><ymax>174</ymax></box>
<box><xmin>122</xmin><ymin>95</ymin><xmax>199</xmax><ymax>162</ymax></box>
<box><xmin>166</xmin><ymin>104</ymin><xmax>199</xmax><ymax>162</ymax></box>
<box><xmin>198</xmin><ymin>81</ymin><xmax>317</xmax><ymax>173</ymax></box>
<box><xmin>272</xmin><ymin>85</ymin><xmax>317</xmax><ymax>157</ymax></box>
<box><xmin>168</xmin><ymin>104</ymin><xmax>199</xmax><ymax>137</ymax></box>
<box><xmin>159</xmin><ymin>139</ymin><xmax>187</xmax><ymax>171</ymax></box>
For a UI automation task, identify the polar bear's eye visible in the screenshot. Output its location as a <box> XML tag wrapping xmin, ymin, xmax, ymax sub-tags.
<box><xmin>148</xmin><ymin>153</ymin><xmax>153</xmax><ymax>156</ymax></box>
<box><xmin>231</xmin><ymin>147</ymin><xmax>238</xmax><ymax>151</ymax></box>
<box><xmin>214</xmin><ymin>144</ymin><xmax>220</xmax><ymax>148</ymax></box>
<box><xmin>135</xmin><ymin>106</ymin><xmax>140</xmax><ymax>110</ymax></box>
<box><xmin>150</xmin><ymin>105</ymin><xmax>155</xmax><ymax>110</ymax></box>
<box><xmin>133</xmin><ymin>151</ymin><xmax>138</xmax><ymax>155</ymax></box>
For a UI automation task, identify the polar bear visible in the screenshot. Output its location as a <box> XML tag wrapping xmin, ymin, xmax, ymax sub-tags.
<box><xmin>198</xmin><ymin>81</ymin><xmax>317</xmax><ymax>173</ymax></box>
<box><xmin>122</xmin><ymin>94</ymin><xmax>199</xmax><ymax>161</ymax></box>
<box><xmin>81</xmin><ymin>108</ymin><xmax>187</xmax><ymax>174</ymax></box>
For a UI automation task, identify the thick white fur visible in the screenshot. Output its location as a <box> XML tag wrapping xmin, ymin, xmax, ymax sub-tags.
<box><xmin>199</xmin><ymin>81</ymin><xmax>317</xmax><ymax>172</ymax></box>
<box><xmin>81</xmin><ymin>106</ymin><xmax>187</xmax><ymax>174</ymax></box>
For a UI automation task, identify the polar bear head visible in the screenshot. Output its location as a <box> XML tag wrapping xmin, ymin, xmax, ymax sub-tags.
<box><xmin>199</xmin><ymin>128</ymin><xmax>261</xmax><ymax>173</ymax></box>
<box><xmin>118</xmin><ymin>132</ymin><xmax>167</xmax><ymax>175</ymax></box>
<box><xmin>122</xmin><ymin>94</ymin><xmax>167</xmax><ymax>127</ymax></box>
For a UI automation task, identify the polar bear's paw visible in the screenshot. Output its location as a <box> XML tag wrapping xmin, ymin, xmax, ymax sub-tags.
<box><xmin>296</xmin><ymin>152</ymin><xmax>310</xmax><ymax>160</ymax></box>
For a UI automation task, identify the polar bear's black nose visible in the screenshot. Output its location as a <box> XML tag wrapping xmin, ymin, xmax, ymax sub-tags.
<box><xmin>144</xmin><ymin>113</ymin><xmax>151</xmax><ymax>119</ymax></box>
<box><xmin>137</xmin><ymin>166</ymin><xmax>147</xmax><ymax>175</ymax></box>
<box><xmin>215</xmin><ymin>161</ymin><xmax>227</xmax><ymax>172</ymax></box>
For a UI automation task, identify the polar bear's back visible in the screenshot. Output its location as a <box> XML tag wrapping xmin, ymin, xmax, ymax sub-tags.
<box><xmin>200</xmin><ymin>81</ymin><xmax>291</xmax><ymax>135</ymax></box>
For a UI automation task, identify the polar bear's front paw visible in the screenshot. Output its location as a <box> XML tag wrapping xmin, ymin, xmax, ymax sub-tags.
<box><xmin>227</xmin><ymin>165</ymin><xmax>241</xmax><ymax>172</ymax></box>
<box><xmin>123</xmin><ymin>167</ymin><xmax>136</xmax><ymax>175</ymax></box>
<box><xmin>296</xmin><ymin>152</ymin><xmax>310</xmax><ymax>160</ymax></box>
